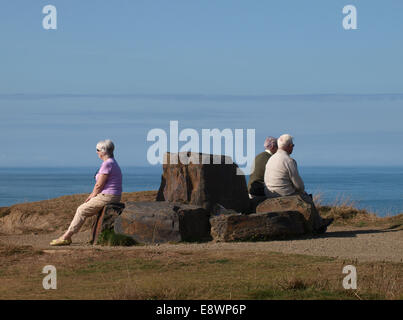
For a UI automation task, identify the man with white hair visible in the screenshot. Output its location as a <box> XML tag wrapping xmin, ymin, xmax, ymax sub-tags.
<box><xmin>264</xmin><ymin>134</ymin><xmax>303</xmax><ymax>197</ymax></box>
<box><xmin>264</xmin><ymin>134</ymin><xmax>333</xmax><ymax>233</ymax></box>
<box><xmin>248</xmin><ymin>136</ymin><xmax>278</xmax><ymax>199</ymax></box>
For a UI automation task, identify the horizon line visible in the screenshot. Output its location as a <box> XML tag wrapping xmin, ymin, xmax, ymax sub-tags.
<box><xmin>1</xmin><ymin>93</ymin><xmax>403</xmax><ymax>102</ymax></box>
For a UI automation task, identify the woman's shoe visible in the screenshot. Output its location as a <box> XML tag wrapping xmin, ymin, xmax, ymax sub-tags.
<box><xmin>50</xmin><ymin>238</ymin><xmax>72</xmax><ymax>246</ymax></box>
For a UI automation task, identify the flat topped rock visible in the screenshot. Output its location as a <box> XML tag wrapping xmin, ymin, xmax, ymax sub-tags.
<box><xmin>256</xmin><ymin>195</ymin><xmax>320</xmax><ymax>232</ymax></box>
<box><xmin>156</xmin><ymin>152</ymin><xmax>250</xmax><ymax>213</ymax></box>
<box><xmin>114</xmin><ymin>201</ymin><xmax>211</xmax><ymax>244</ymax></box>
<box><xmin>210</xmin><ymin>211</ymin><xmax>308</xmax><ymax>242</ymax></box>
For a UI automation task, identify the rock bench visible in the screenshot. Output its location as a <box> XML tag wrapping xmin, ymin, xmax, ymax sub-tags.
<box><xmin>90</xmin><ymin>202</ymin><xmax>126</xmax><ymax>244</ymax></box>
<box><xmin>91</xmin><ymin>201</ymin><xmax>211</xmax><ymax>244</ymax></box>
<box><xmin>90</xmin><ymin>153</ymin><xmax>323</xmax><ymax>244</ymax></box>
<box><xmin>209</xmin><ymin>211</ymin><xmax>308</xmax><ymax>242</ymax></box>
<box><xmin>90</xmin><ymin>196</ymin><xmax>318</xmax><ymax>244</ymax></box>
<box><xmin>209</xmin><ymin>195</ymin><xmax>320</xmax><ymax>241</ymax></box>
<box><xmin>255</xmin><ymin>194</ymin><xmax>321</xmax><ymax>233</ymax></box>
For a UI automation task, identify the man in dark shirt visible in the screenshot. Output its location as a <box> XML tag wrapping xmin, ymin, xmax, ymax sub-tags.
<box><xmin>248</xmin><ymin>136</ymin><xmax>278</xmax><ymax>198</ymax></box>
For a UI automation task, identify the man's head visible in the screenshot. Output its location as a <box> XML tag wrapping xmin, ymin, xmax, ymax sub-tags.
<box><xmin>264</xmin><ymin>136</ymin><xmax>278</xmax><ymax>154</ymax></box>
<box><xmin>277</xmin><ymin>134</ymin><xmax>294</xmax><ymax>154</ymax></box>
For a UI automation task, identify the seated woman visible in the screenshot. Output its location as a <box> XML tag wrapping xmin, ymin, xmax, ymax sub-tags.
<box><xmin>50</xmin><ymin>139</ymin><xmax>122</xmax><ymax>246</ymax></box>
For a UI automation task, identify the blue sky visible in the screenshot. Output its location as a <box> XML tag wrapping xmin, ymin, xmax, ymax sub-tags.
<box><xmin>0</xmin><ymin>1</ymin><xmax>402</xmax><ymax>167</ymax></box>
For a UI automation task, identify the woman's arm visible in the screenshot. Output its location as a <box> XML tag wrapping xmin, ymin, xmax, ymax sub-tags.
<box><xmin>85</xmin><ymin>174</ymin><xmax>109</xmax><ymax>202</ymax></box>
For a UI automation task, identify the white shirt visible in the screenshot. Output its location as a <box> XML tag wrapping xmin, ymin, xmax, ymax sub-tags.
<box><xmin>264</xmin><ymin>149</ymin><xmax>305</xmax><ymax>197</ymax></box>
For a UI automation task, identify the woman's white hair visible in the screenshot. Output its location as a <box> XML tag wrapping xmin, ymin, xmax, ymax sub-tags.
<box><xmin>96</xmin><ymin>139</ymin><xmax>115</xmax><ymax>157</ymax></box>
<box><xmin>277</xmin><ymin>134</ymin><xmax>294</xmax><ymax>149</ymax></box>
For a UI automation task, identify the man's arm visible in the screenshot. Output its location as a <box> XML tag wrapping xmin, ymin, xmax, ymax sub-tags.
<box><xmin>287</xmin><ymin>159</ymin><xmax>305</xmax><ymax>192</ymax></box>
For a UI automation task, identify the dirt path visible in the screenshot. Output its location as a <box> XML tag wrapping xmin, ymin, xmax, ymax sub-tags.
<box><xmin>1</xmin><ymin>225</ymin><xmax>403</xmax><ymax>263</ymax></box>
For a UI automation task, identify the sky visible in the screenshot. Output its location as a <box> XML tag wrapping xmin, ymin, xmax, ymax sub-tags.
<box><xmin>0</xmin><ymin>1</ymin><xmax>402</xmax><ymax>168</ymax></box>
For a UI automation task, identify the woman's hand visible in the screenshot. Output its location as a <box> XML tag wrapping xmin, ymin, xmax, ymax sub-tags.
<box><xmin>86</xmin><ymin>174</ymin><xmax>109</xmax><ymax>203</ymax></box>
<box><xmin>85</xmin><ymin>194</ymin><xmax>95</xmax><ymax>203</ymax></box>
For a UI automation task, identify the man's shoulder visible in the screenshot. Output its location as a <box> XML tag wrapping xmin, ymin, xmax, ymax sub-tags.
<box><xmin>268</xmin><ymin>151</ymin><xmax>294</xmax><ymax>164</ymax></box>
<box><xmin>270</xmin><ymin>151</ymin><xmax>286</xmax><ymax>160</ymax></box>
<box><xmin>266</xmin><ymin>152</ymin><xmax>279</xmax><ymax>167</ymax></box>
<box><xmin>256</xmin><ymin>151</ymin><xmax>271</xmax><ymax>159</ymax></box>
<box><xmin>283</xmin><ymin>154</ymin><xmax>296</xmax><ymax>163</ymax></box>
<box><xmin>288</xmin><ymin>155</ymin><xmax>297</xmax><ymax>163</ymax></box>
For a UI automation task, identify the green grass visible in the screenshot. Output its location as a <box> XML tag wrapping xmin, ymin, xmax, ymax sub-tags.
<box><xmin>96</xmin><ymin>229</ymin><xmax>137</xmax><ymax>247</ymax></box>
<box><xmin>207</xmin><ymin>259</ymin><xmax>230</xmax><ymax>264</ymax></box>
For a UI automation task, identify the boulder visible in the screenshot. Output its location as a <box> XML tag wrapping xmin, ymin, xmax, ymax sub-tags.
<box><xmin>114</xmin><ymin>201</ymin><xmax>212</xmax><ymax>244</ymax></box>
<box><xmin>156</xmin><ymin>152</ymin><xmax>250</xmax><ymax>213</ymax></box>
<box><xmin>210</xmin><ymin>211</ymin><xmax>308</xmax><ymax>242</ymax></box>
<box><xmin>256</xmin><ymin>195</ymin><xmax>320</xmax><ymax>233</ymax></box>
<box><xmin>248</xmin><ymin>195</ymin><xmax>268</xmax><ymax>213</ymax></box>
<box><xmin>90</xmin><ymin>202</ymin><xmax>125</xmax><ymax>244</ymax></box>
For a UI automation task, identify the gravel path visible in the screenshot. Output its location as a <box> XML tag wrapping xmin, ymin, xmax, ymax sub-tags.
<box><xmin>1</xmin><ymin>225</ymin><xmax>403</xmax><ymax>263</ymax></box>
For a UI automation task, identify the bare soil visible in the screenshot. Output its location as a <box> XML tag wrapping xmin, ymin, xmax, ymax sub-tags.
<box><xmin>1</xmin><ymin>224</ymin><xmax>403</xmax><ymax>263</ymax></box>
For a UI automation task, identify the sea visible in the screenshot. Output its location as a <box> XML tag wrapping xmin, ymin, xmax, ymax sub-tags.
<box><xmin>0</xmin><ymin>166</ymin><xmax>403</xmax><ymax>217</ymax></box>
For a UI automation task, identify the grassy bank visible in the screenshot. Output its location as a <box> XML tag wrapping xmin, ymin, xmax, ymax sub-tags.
<box><xmin>0</xmin><ymin>191</ymin><xmax>158</xmax><ymax>235</ymax></box>
<box><xmin>314</xmin><ymin>195</ymin><xmax>403</xmax><ymax>229</ymax></box>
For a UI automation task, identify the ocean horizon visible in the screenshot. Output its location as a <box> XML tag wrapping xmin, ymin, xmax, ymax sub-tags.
<box><xmin>1</xmin><ymin>165</ymin><xmax>403</xmax><ymax>217</ymax></box>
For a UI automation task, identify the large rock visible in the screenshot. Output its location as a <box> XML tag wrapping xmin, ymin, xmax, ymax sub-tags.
<box><xmin>114</xmin><ymin>201</ymin><xmax>212</xmax><ymax>244</ymax></box>
<box><xmin>90</xmin><ymin>202</ymin><xmax>126</xmax><ymax>244</ymax></box>
<box><xmin>210</xmin><ymin>211</ymin><xmax>308</xmax><ymax>242</ymax></box>
<box><xmin>156</xmin><ymin>152</ymin><xmax>250</xmax><ymax>213</ymax></box>
<box><xmin>256</xmin><ymin>195</ymin><xmax>319</xmax><ymax>233</ymax></box>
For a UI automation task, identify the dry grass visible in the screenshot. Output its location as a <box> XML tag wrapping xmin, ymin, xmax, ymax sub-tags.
<box><xmin>109</xmin><ymin>279</ymin><xmax>198</xmax><ymax>300</ymax></box>
<box><xmin>358</xmin><ymin>263</ymin><xmax>403</xmax><ymax>299</ymax></box>
<box><xmin>121</xmin><ymin>191</ymin><xmax>158</xmax><ymax>203</ymax></box>
<box><xmin>313</xmin><ymin>193</ymin><xmax>395</xmax><ymax>227</ymax></box>
<box><xmin>270</xmin><ymin>260</ymin><xmax>403</xmax><ymax>300</ymax></box>
<box><xmin>0</xmin><ymin>241</ymin><xmax>40</xmax><ymax>257</ymax></box>
<box><xmin>3</xmin><ymin>191</ymin><xmax>158</xmax><ymax>219</ymax></box>
<box><xmin>1</xmin><ymin>246</ymin><xmax>401</xmax><ymax>300</ymax></box>
<box><xmin>0</xmin><ymin>191</ymin><xmax>159</xmax><ymax>234</ymax></box>
<box><xmin>0</xmin><ymin>207</ymin><xmax>11</xmax><ymax>218</ymax></box>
